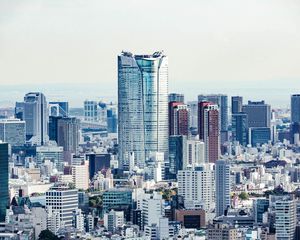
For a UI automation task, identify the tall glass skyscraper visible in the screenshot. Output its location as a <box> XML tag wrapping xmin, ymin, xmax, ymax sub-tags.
<box><xmin>0</xmin><ymin>142</ymin><xmax>9</xmax><ymax>221</ymax></box>
<box><xmin>118</xmin><ymin>51</ymin><xmax>168</xmax><ymax>169</ymax></box>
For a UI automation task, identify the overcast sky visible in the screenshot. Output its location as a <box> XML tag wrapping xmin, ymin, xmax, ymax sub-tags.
<box><xmin>1</xmin><ymin>0</ymin><xmax>300</xmax><ymax>107</ymax></box>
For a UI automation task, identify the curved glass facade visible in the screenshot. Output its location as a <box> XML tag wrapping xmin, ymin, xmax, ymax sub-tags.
<box><xmin>118</xmin><ymin>52</ymin><xmax>168</xmax><ymax>169</ymax></box>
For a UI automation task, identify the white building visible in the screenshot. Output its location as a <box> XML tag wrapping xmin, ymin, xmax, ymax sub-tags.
<box><xmin>186</xmin><ymin>139</ymin><xmax>205</xmax><ymax>168</ymax></box>
<box><xmin>178</xmin><ymin>164</ymin><xmax>215</xmax><ymax>219</ymax></box>
<box><xmin>72</xmin><ymin>161</ymin><xmax>89</xmax><ymax>190</ymax></box>
<box><xmin>142</xmin><ymin>192</ymin><xmax>165</xmax><ymax>228</ymax></box>
<box><xmin>274</xmin><ymin>195</ymin><xmax>297</xmax><ymax>240</ymax></box>
<box><xmin>103</xmin><ymin>210</ymin><xmax>124</xmax><ymax>233</ymax></box>
<box><xmin>84</xmin><ymin>100</ymin><xmax>98</xmax><ymax>122</ymax></box>
<box><xmin>46</xmin><ymin>185</ymin><xmax>78</xmax><ymax>229</ymax></box>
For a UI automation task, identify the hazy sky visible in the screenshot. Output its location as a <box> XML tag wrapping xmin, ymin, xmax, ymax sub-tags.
<box><xmin>1</xmin><ymin>0</ymin><xmax>300</xmax><ymax>107</ymax></box>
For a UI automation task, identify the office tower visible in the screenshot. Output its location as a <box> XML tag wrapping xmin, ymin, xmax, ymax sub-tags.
<box><xmin>84</xmin><ymin>100</ymin><xmax>98</xmax><ymax>122</ymax></box>
<box><xmin>72</xmin><ymin>161</ymin><xmax>89</xmax><ymax>190</ymax></box>
<box><xmin>0</xmin><ymin>119</ymin><xmax>26</xmax><ymax>147</ymax></box>
<box><xmin>48</xmin><ymin>116</ymin><xmax>62</xmax><ymax>142</ymax></box>
<box><xmin>231</xmin><ymin>96</ymin><xmax>243</xmax><ymax>114</ymax></box>
<box><xmin>168</xmin><ymin>93</ymin><xmax>184</xmax><ymax>103</ymax></box>
<box><xmin>186</xmin><ymin>139</ymin><xmax>205</xmax><ymax>167</ymax></box>
<box><xmin>249</xmin><ymin>127</ymin><xmax>271</xmax><ymax>146</ymax></box>
<box><xmin>274</xmin><ymin>195</ymin><xmax>296</xmax><ymax>240</ymax></box>
<box><xmin>0</xmin><ymin>143</ymin><xmax>8</xmax><ymax>221</ymax></box>
<box><xmin>198</xmin><ymin>94</ymin><xmax>228</xmax><ymax>133</ymax></box>
<box><xmin>178</xmin><ymin>164</ymin><xmax>215</xmax><ymax>214</ymax></box>
<box><xmin>169</xmin><ymin>102</ymin><xmax>188</xmax><ymax>136</ymax></box>
<box><xmin>118</xmin><ymin>51</ymin><xmax>168</xmax><ymax>169</ymax></box>
<box><xmin>231</xmin><ymin>113</ymin><xmax>248</xmax><ymax>146</ymax></box>
<box><xmin>36</xmin><ymin>145</ymin><xmax>64</xmax><ymax>171</ymax></box>
<box><xmin>216</xmin><ymin>160</ymin><xmax>231</xmax><ymax>217</ymax></box>
<box><xmin>87</xmin><ymin>153</ymin><xmax>111</xmax><ymax>179</ymax></box>
<box><xmin>142</xmin><ymin>192</ymin><xmax>165</xmax><ymax>228</ymax></box>
<box><xmin>107</xmin><ymin>107</ymin><xmax>117</xmax><ymax>133</ymax></box>
<box><xmin>254</xmin><ymin>199</ymin><xmax>269</xmax><ymax>224</ymax></box>
<box><xmin>291</xmin><ymin>94</ymin><xmax>300</xmax><ymax>123</ymax></box>
<box><xmin>198</xmin><ymin>102</ymin><xmax>220</xmax><ymax>163</ymax></box>
<box><xmin>49</xmin><ymin>101</ymin><xmax>69</xmax><ymax>117</ymax></box>
<box><xmin>242</xmin><ymin>101</ymin><xmax>271</xmax><ymax>128</ymax></box>
<box><xmin>23</xmin><ymin>92</ymin><xmax>49</xmax><ymax>145</ymax></box>
<box><xmin>187</xmin><ymin>101</ymin><xmax>198</xmax><ymax>132</ymax></box>
<box><xmin>46</xmin><ymin>184</ymin><xmax>78</xmax><ymax>228</ymax></box>
<box><xmin>57</xmin><ymin>117</ymin><xmax>80</xmax><ymax>157</ymax></box>
<box><xmin>102</xmin><ymin>189</ymin><xmax>132</xmax><ymax>221</ymax></box>
<box><xmin>169</xmin><ymin>136</ymin><xmax>187</xmax><ymax>177</ymax></box>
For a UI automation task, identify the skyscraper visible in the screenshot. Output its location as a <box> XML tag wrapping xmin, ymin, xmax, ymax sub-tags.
<box><xmin>169</xmin><ymin>135</ymin><xmax>187</xmax><ymax>177</ymax></box>
<box><xmin>290</xmin><ymin>95</ymin><xmax>300</xmax><ymax>144</ymax></box>
<box><xmin>231</xmin><ymin>113</ymin><xmax>248</xmax><ymax>146</ymax></box>
<box><xmin>23</xmin><ymin>92</ymin><xmax>49</xmax><ymax>145</ymax></box>
<box><xmin>198</xmin><ymin>102</ymin><xmax>220</xmax><ymax>163</ymax></box>
<box><xmin>0</xmin><ymin>142</ymin><xmax>9</xmax><ymax>221</ymax></box>
<box><xmin>168</xmin><ymin>93</ymin><xmax>184</xmax><ymax>103</ymax></box>
<box><xmin>198</xmin><ymin>94</ymin><xmax>228</xmax><ymax>133</ymax></box>
<box><xmin>169</xmin><ymin>102</ymin><xmax>189</xmax><ymax>136</ymax></box>
<box><xmin>231</xmin><ymin>96</ymin><xmax>243</xmax><ymax>114</ymax></box>
<box><xmin>242</xmin><ymin>101</ymin><xmax>271</xmax><ymax>128</ymax></box>
<box><xmin>291</xmin><ymin>94</ymin><xmax>300</xmax><ymax>123</ymax></box>
<box><xmin>118</xmin><ymin>51</ymin><xmax>168</xmax><ymax>169</ymax></box>
<box><xmin>216</xmin><ymin>160</ymin><xmax>231</xmax><ymax>217</ymax></box>
<box><xmin>0</xmin><ymin>119</ymin><xmax>26</xmax><ymax>147</ymax></box>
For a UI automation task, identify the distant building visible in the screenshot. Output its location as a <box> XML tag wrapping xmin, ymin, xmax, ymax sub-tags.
<box><xmin>249</xmin><ymin>127</ymin><xmax>271</xmax><ymax>146</ymax></box>
<box><xmin>187</xmin><ymin>101</ymin><xmax>198</xmax><ymax>131</ymax></box>
<box><xmin>290</xmin><ymin>94</ymin><xmax>300</xmax><ymax>144</ymax></box>
<box><xmin>216</xmin><ymin>160</ymin><xmax>231</xmax><ymax>217</ymax></box>
<box><xmin>186</xmin><ymin>139</ymin><xmax>205</xmax><ymax>167</ymax></box>
<box><xmin>231</xmin><ymin>113</ymin><xmax>248</xmax><ymax>146</ymax></box>
<box><xmin>168</xmin><ymin>93</ymin><xmax>184</xmax><ymax>103</ymax></box>
<box><xmin>207</xmin><ymin>224</ymin><xmax>238</xmax><ymax>240</ymax></box>
<box><xmin>231</xmin><ymin>96</ymin><xmax>243</xmax><ymax>114</ymax></box>
<box><xmin>104</xmin><ymin>210</ymin><xmax>124</xmax><ymax>233</ymax></box>
<box><xmin>107</xmin><ymin>107</ymin><xmax>117</xmax><ymax>133</ymax></box>
<box><xmin>87</xmin><ymin>153</ymin><xmax>111</xmax><ymax>180</ymax></box>
<box><xmin>0</xmin><ymin>119</ymin><xmax>26</xmax><ymax>147</ymax></box>
<box><xmin>175</xmin><ymin>209</ymin><xmax>206</xmax><ymax>229</ymax></box>
<box><xmin>72</xmin><ymin>161</ymin><xmax>89</xmax><ymax>190</ymax></box>
<box><xmin>0</xmin><ymin>142</ymin><xmax>9</xmax><ymax>221</ymax></box>
<box><xmin>22</xmin><ymin>92</ymin><xmax>49</xmax><ymax>145</ymax></box>
<box><xmin>36</xmin><ymin>145</ymin><xmax>64</xmax><ymax>171</ymax></box>
<box><xmin>49</xmin><ymin>101</ymin><xmax>69</xmax><ymax>117</ymax></box>
<box><xmin>242</xmin><ymin>101</ymin><xmax>271</xmax><ymax>128</ymax></box>
<box><xmin>84</xmin><ymin>100</ymin><xmax>98</xmax><ymax>122</ymax></box>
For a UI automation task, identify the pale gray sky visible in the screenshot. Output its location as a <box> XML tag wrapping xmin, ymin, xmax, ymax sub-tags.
<box><xmin>1</xmin><ymin>0</ymin><xmax>300</xmax><ymax>107</ymax></box>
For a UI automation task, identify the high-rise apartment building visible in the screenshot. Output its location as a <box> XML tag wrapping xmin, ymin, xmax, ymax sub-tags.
<box><xmin>46</xmin><ymin>184</ymin><xmax>78</xmax><ymax>228</ymax></box>
<box><xmin>168</xmin><ymin>93</ymin><xmax>184</xmax><ymax>103</ymax></box>
<box><xmin>169</xmin><ymin>102</ymin><xmax>189</xmax><ymax>136</ymax></box>
<box><xmin>274</xmin><ymin>195</ymin><xmax>297</xmax><ymax>240</ymax></box>
<box><xmin>0</xmin><ymin>119</ymin><xmax>26</xmax><ymax>147</ymax></box>
<box><xmin>72</xmin><ymin>161</ymin><xmax>89</xmax><ymax>190</ymax></box>
<box><xmin>186</xmin><ymin>139</ymin><xmax>205</xmax><ymax>167</ymax></box>
<box><xmin>178</xmin><ymin>164</ymin><xmax>215</xmax><ymax>214</ymax></box>
<box><xmin>198</xmin><ymin>94</ymin><xmax>228</xmax><ymax>133</ymax></box>
<box><xmin>231</xmin><ymin>96</ymin><xmax>243</xmax><ymax>114</ymax></box>
<box><xmin>22</xmin><ymin>92</ymin><xmax>49</xmax><ymax>145</ymax></box>
<box><xmin>242</xmin><ymin>101</ymin><xmax>271</xmax><ymax>128</ymax></box>
<box><xmin>118</xmin><ymin>51</ymin><xmax>168</xmax><ymax>169</ymax></box>
<box><xmin>216</xmin><ymin>160</ymin><xmax>231</xmax><ymax>217</ymax></box>
<box><xmin>0</xmin><ymin>142</ymin><xmax>9</xmax><ymax>222</ymax></box>
<box><xmin>198</xmin><ymin>102</ymin><xmax>220</xmax><ymax>163</ymax></box>
<box><xmin>187</xmin><ymin>101</ymin><xmax>198</xmax><ymax>132</ymax></box>
<box><xmin>231</xmin><ymin>113</ymin><xmax>248</xmax><ymax>146</ymax></box>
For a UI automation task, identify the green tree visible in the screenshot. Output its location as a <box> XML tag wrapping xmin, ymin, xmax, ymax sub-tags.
<box><xmin>38</xmin><ymin>230</ymin><xmax>59</xmax><ymax>240</ymax></box>
<box><xmin>239</xmin><ymin>192</ymin><xmax>249</xmax><ymax>200</ymax></box>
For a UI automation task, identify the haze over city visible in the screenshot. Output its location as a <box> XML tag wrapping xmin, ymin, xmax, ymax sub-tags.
<box><xmin>1</xmin><ymin>0</ymin><xmax>300</xmax><ymax>107</ymax></box>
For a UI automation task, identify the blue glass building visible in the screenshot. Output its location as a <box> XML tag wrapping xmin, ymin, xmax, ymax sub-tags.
<box><xmin>0</xmin><ymin>143</ymin><xmax>9</xmax><ymax>221</ymax></box>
